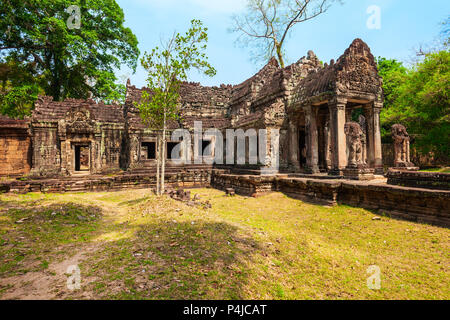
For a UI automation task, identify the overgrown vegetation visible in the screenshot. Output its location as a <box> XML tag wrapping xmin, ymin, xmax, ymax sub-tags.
<box><xmin>0</xmin><ymin>189</ymin><xmax>448</xmax><ymax>300</ymax></box>
<box><xmin>377</xmin><ymin>18</ymin><xmax>449</xmax><ymax>160</ymax></box>
<box><xmin>378</xmin><ymin>52</ymin><xmax>449</xmax><ymax>159</ymax></box>
<box><xmin>0</xmin><ymin>0</ymin><xmax>139</xmax><ymax>118</ymax></box>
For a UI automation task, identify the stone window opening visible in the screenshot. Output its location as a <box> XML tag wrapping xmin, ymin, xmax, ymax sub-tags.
<box><xmin>141</xmin><ymin>142</ymin><xmax>156</xmax><ymax>160</ymax></box>
<box><xmin>166</xmin><ymin>142</ymin><xmax>181</xmax><ymax>160</ymax></box>
<box><xmin>198</xmin><ymin>139</ymin><xmax>212</xmax><ymax>157</ymax></box>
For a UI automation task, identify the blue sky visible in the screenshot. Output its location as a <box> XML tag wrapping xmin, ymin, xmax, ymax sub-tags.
<box><xmin>116</xmin><ymin>0</ymin><xmax>450</xmax><ymax>88</ymax></box>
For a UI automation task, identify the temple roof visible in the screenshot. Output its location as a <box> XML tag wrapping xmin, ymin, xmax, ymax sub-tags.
<box><xmin>32</xmin><ymin>96</ymin><xmax>124</xmax><ymax>123</ymax></box>
<box><xmin>26</xmin><ymin>39</ymin><xmax>381</xmax><ymax>129</ymax></box>
<box><xmin>291</xmin><ymin>39</ymin><xmax>382</xmax><ymax>105</ymax></box>
<box><xmin>0</xmin><ymin>115</ymin><xmax>29</xmax><ymax>129</ymax></box>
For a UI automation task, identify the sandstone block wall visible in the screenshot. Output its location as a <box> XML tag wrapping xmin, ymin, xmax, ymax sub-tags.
<box><xmin>210</xmin><ymin>171</ymin><xmax>450</xmax><ymax>228</ymax></box>
<box><xmin>386</xmin><ymin>169</ymin><xmax>450</xmax><ymax>190</ymax></box>
<box><xmin>0</xmin><ymin>128</ymin><xmax>31</xmax><ymax>176</ymax></box>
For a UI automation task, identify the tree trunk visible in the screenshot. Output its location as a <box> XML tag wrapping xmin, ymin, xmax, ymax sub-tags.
<box><xmin>276</xmin><ymin>44</ymin><xmax>285</xmax><ymax>68</ymax></box>
<box><xmin>161</xmin><ymin>110</ymin><xmax>167</xmax><ymax>195</ymax></box>
<box><xmin>156</xmin><ymin>133</ymin><xmax>161</xmax><ymax>195</ymax></box>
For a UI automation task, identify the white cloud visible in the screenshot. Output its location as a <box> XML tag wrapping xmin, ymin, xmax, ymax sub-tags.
<box><xmin>130</xmin><ymin>0</ymin><xmax>246</xmax><ymax>14</ymax></box>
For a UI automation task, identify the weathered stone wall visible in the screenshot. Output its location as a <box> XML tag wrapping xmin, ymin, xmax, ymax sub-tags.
<box><xmin>383</xmin><ymin>143</ymin><xmax>449</xmax><ymax>169</ymax></box>
<box><xmin>387</xmin><ymin>169</ymin><xmax>450</xmax><ymax>190</ymax></box>
<box><xmin>100</xmin><ymin>126</ymin><xmax>124</xmax><ymax>171</ymax></box>
<box><xmin>30</xmin><ymin>125</ymin><xmax>60</xmax><ymax>175</ymax></box>
<box><xmin>338</xmin><ymin>182</ymin><xmax>450</xmax><ymax>227</ymax></box>
<box><xmin>0</xmin><ymin>128</ymin><xmax>31</xmax><ymax>176</ymax></box>
<box><xmin>0</xmin><ymin>168</ymin><xmax>211</xmax><ymax>193</ymax></box>
<box><xmin>211</xmin><ymin>171</ymin><xmax>450</xmax><ymax>228</ymax></box>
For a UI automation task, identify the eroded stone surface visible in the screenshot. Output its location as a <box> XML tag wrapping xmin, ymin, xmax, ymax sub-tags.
<box><xmin>1</xmin><ymin>38</ymin><xmax>385</xmax><ymax>178</ymax></box>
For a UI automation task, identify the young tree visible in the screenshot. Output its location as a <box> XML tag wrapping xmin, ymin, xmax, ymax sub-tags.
<box><xmin>137</xmin><ymin>20</ymin><xmax>216</xmax><ymax>195</ymax></box>
<box><xmin>0</xmin><ymin>0</ymin><xmax>139</xmax><ymax>105</ymax></box>
<box><xmin>231</xmin><ymin>0</ymin><xmax>341</xmax><ymax>68</ymax></box>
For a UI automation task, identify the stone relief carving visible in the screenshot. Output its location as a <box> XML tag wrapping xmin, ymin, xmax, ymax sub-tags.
<box><xmin>358</xmin><ymin>115</ymin><xmax>367</xmax><ymax>165</ymax></box>
<box><xmin>65</xmin><ymin>107</ymin><xmax>95</xmax><ymax>134</ymax></box>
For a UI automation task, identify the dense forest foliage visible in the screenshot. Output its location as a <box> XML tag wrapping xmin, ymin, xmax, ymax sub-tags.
<box><xmin>0</xmin><ymin>0</ymin><xmax>139</xmax><ymax>118</ymax></box>
<box><xmin>378</xmin><ymin>19</ymin><xmax>449</xmax><ymax>159</ymax></box>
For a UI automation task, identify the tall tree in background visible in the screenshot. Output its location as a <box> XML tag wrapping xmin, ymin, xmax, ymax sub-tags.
<box><xmin>137</xmin><ymin>19</ymin><xmax>216</xmax><ymax>195</ymax></box>
<box><xmin>381</xmin><ymin>51</ymin><xmax>449</xmax><ymax>160</ymax></box>
<box><xmin>378</xmin><ymin>18</ymin><xmax>449</xmax><ymax>160</ymax></box>
<box><xmin>0</xmin><ymin>0</ymin><xmax>139</xmax><ymax>117</ymax></box>
<box><xmin>231</xmin><ymin>0</ymin><xmax>341</xmax><ymax>68</ymax></box>
<box><xmin>376</xmin><ymin>57</ymin><xmax>408</xmax><ymax>139</ymax></box>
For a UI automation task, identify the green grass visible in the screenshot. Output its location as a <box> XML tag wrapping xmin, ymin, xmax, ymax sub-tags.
<box><xmin>0</xmin><ymin>198</ymin><xmax>102</xmax><ymax>277</ymax></box>
<box><xmin>420</xmin><ymin>167</ymin><xmax>450</xmax><ymax>173</ymax></box>
<box><xmin>0</xmin><ymin>188</ymin><xmax>448</xmax><ymax>300</ymax></box>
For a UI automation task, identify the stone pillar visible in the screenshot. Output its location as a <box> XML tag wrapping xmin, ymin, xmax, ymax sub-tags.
<box><xmin>324</xmin><ymin>120</ymin><xmax>332</xmax><ymax>170</ymax></box>
<box><xmin>364</xmin><ymin>102</ymin><xmax>383</xmax><ymax>174</ymax></box>
<box><xmin>289</xmin><ymin>119</ymin><xmax>300</xmax><ymax>171</ymax></box>
<box><xmin>304</xmin><ymin>105</ymin><xmax>319</xmax><ymax>173</ymax></box>
<box><xmin>328</xmin><ymin>98</ymin><xmax>347</xmax><ymax>175</ymax></box>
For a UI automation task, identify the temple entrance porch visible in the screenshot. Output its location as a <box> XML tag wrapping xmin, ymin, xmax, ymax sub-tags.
<box><xmin>287</xmin><ymin>97</ymin><xmax>383</xmax><ymax>176</ymax></box>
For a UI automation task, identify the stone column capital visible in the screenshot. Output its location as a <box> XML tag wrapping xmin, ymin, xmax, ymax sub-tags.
<box><xmin>373</xmin><ymin>100</ymin><xmax>383</xmax><ymax>109</ymax></box>
<box><xmin>373</xmin><ymin>106</ymin><xmax>382</xmax><ymax>114</ymax></box>
<box><xmin>303</xmin><ymin>104</ymin><xmax>313</xmax><ymax>114</ymax></box>
<box><xmin>329</xmin><ymin>96</ymin><xmax>348</xmax><ymax>107</ymax></box>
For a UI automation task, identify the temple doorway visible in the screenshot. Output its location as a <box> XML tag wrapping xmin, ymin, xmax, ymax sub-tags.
<box><xmin>74</xmin><ymin>145</ymin><xmax>90</xmax><ymax>172</ymax></box>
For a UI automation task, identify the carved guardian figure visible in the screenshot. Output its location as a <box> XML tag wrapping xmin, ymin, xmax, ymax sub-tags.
<box><xmin>391</xmin><ymin>124</ymin><xmax>414</xmax><ymax>167</ymax></box>
<box><xmin>345</xmin><ymin>122</ymin><xmax>365</xmax><ymax>168</ymax></box>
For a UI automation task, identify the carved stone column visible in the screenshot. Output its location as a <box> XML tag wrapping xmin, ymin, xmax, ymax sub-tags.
<box><xmin>364</xmin><ymin>102</ymin><xmax>383</xmax><ymax>174</ymax></box>
<box><xmin>324</xmin><ymin>120</ymin><xmax>332</xmax><ymax>170</ymax></box>
<box><xmin>328</xmin><ymin>97</ymin><xmax>347</xmax><ymax>175</ymax></box>
<box><xmin>304</xmin><ymin>105</ymin><xmax>319</xmax><ymax>174</ymax></box>
<box><xmin>288</xmin><ymin>119</ymin><xmax>300</xmax><ymax>171</ymax></box>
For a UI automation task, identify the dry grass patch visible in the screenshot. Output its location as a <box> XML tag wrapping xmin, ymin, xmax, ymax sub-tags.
<box><xmin>0</xmin><ymin>188</ymin><xmax>448</xmax><ymax>300</ymax></box>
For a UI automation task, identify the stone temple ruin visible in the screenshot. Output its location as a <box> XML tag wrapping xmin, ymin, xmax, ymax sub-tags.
<box><xmin>1</xmin><ymin>39</ymin><xmax>449</xmax><ymax>227</ymax></box>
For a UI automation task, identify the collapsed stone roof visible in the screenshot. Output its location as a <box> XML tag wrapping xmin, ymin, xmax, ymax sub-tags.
<box><xmin>32</xmin><ymin>96</ymin><xmax>124</xmax><ymax>123</ymax></box>
<box><xmin>20</xmin><ymin>38</ymin><xmax>381</xmax><ymax>130</ymax></box>
<box><xmin>125</xmin><ymin>81</ymin><xmax>233</xmax><ymax>130</ymax></box>
<box><xmin>0</xmin><ymin>115</ymin><xmax>29</xmax><ymax>129</ymax></box>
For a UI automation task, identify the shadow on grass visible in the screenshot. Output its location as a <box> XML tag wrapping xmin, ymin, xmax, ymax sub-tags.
<box><xmin>82</xmin><ymin>219</ymin><xmax>263</xmax><ymax>300</ymax></box>
<box><xmin>0</xmin><ymin>202</ymin><xmax>103</xmax><ymax>276</ymax></box>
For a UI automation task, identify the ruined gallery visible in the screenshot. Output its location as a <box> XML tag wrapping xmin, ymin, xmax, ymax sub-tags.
<box><xmin>0</xmin><ymin>39</ymin><xmax>449</xmax><ymax>227</ymax></box>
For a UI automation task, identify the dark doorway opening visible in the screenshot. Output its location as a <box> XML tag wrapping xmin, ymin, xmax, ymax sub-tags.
<box><xmin>167</xmin><ymin>142</ymin><xmax>180</xmax><ymax>160</ymax></box>
<box><xmin>141</xmin><ymin>142</ymin><xmax>156</xmax><ymax>160</ymax></box>
<box><xmin>298</xmin><ymin>128</ymin><xmax>306</xmax><ymax>168</ymax></box>
<box><xmin>75</xmin><ymin>145</ymin><xmax>90</xmax><ymax>172</ymax></box>
<box><xmin>198</xmin><ymin>139</ymin><xmax>212</xmax><ymax>156</ymax></box>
